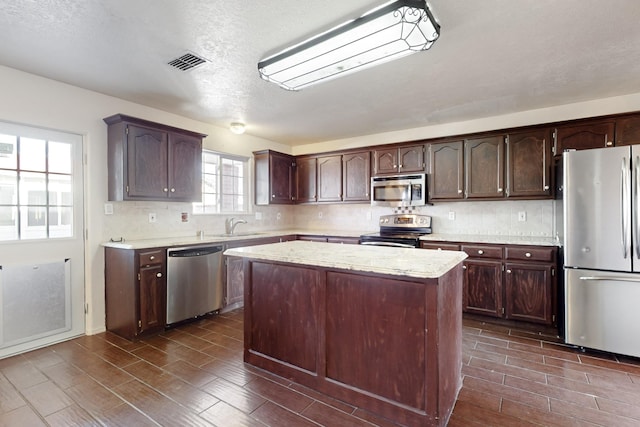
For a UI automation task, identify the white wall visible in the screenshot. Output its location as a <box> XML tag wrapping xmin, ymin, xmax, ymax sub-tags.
<box><xmin>0</xmin><ymin>65</ymin><xmax>289</xmax><ymax>335</ymax></box>
<box><xmin>2</xmin><ymin>64</ymin><xmax>640</xmax><ymax>336</ymax></box>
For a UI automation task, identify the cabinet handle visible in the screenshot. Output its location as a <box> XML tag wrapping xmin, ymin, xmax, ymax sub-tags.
<box><xmin>170</xmin><ymin>188</ymin><xmax>175</xmax><ymax>193</ymax></box>
<box><xmin>525</xmin><ymin>252</ymin><xmax>532</xmax><ymax>258</ymax></box>
<box><xmin>163</xmin><ymin>188</ymin><xmax>168</xmax><ymax>192</ymax></box>
<box><xmin>149</xmin><ymin>255</ymin><xmax>155</xmax><ymax>260</ymax></box>
<box><xmin>156</xmin><ymin>272</ymin><xmax>162</xmax><ymax>278</ymax></box>
<box><xmin>477</xmin><ymin>250</ymin><xmax>484</xmax><ymax>255</ymax></box>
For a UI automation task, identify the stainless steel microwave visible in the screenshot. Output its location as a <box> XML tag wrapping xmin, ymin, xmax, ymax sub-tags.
<box><xmin>371</xmin><ymin>174</ymin><xmax>427</xmax><ymax>207</ymax></box>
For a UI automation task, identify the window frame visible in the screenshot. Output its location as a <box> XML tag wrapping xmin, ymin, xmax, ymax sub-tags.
<box><xmin>193</xmin><ymin>149</ymin><xmax>250</xmax><ymax>215</ymax></box>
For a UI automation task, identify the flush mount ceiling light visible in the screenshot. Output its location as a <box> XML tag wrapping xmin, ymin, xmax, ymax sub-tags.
<box><xmin>257</xmin><ymin>0</ymin><xmax>440</xmax><ymax>91</ymax></box>
<box><xmin>229</xmin><ymin>122</ymin><xmax>246</xmax><ymax>134</ymax></box>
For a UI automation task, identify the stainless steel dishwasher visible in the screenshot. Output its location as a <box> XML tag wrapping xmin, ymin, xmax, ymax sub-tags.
<box><xmin>166</xmin><ymin>244</ymin><xmax>224</xmax><ymax>325</ymax></box>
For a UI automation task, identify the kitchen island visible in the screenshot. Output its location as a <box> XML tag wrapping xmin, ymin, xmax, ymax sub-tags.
<box><xmin>224</xmin><ymin>241</ymin><xmax>467</xmax><ymax>427</ymax></box>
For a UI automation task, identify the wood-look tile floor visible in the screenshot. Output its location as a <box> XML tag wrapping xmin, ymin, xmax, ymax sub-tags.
<box><xmin>1</xmin><ymin>310</ymin><xmax>640</xmax><ymax>426</ymax></box>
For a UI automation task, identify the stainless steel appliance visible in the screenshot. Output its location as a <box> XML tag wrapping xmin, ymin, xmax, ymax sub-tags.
<box><xmin>371</xmin><ymin>174</ymin><xmax>427</xmax><ymax>207</ymax></box>
<box><xmin>563</xmin><ymin>146</ymin><xmax>640</xmax><ymax>357</ymax></box>
<box><xmin>166</xmin><ymin>245</ymin><xmax>224</xmax><ymax>325</ymax></box>
<box><xmin>360</xmin><ymin>214</ymin><xmax>432</xmax><ymax>248</ymax></box>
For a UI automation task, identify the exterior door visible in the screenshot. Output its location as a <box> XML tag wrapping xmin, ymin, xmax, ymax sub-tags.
<box><xmin>0</xmin><ymin>121</ymin><xmax>85</xmax><ymax>358</ymax></box>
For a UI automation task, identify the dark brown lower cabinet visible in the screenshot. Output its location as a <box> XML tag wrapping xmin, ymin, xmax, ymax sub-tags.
<box><xmin>105</xmin><ymin>247</ymin><xmax>166</xmax><ymax>340</ymax></box>
<box><xmin>242</xmin><ymin>258</ymin><xmax>463</xmax><ymax>427</ymax></box>
<box><xmin>422</xmin><ymin>241</ymin><xmax>557</xmax><ymax>327</ymax></box>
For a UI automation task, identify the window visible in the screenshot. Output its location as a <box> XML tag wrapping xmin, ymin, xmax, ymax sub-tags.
<box><xmin>0</xmin><ymin>133</ymin><xmax>74</xmax><ymax>241</ymax></box>
<box><xmin>193</xmin><ymin>150</ymin><xmax>249</xmax><ymax>214</ymax></box>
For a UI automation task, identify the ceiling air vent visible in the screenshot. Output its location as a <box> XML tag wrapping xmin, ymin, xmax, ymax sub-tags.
<box><xmin>167</xmin><ymin>52</ymin><xmax>208</xmax><ymax>71</ymax></box>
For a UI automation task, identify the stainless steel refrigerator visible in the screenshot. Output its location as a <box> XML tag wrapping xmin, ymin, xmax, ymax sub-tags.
<box><xmin>564</xmin><ymin>145</ymin><xmax>640</xmax><ymax>357</ymax></box>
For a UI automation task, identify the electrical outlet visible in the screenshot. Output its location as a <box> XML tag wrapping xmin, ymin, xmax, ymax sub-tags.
<box><xmin>448</xmin><ymin>211</ymin><xmax>455</xmax><ymax>220</ymax></box>
<box><xmin>518</xmin><ymin>211</ymin><xmax>526</xmax><ymax>222</ymax></box>
<box><xmin>276</xmin><ymin>212</ymin><xmax>281</xmax><ymax>221</ymax></box>
<box><xmin>104</xmin><ymin>203</ymin><xmax>113</xmax><ymax>215</ymax></box>
<box><xmin>148</xmin><ymin>213</ymin><xmax>157</xmax><ymax>223</ymax></box>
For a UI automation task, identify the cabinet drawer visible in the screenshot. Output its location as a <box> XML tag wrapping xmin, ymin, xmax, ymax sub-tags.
<box><xmin>461</xmin><ymin>244</ymin><xmax>502</xmax><ymax>259</ymax></box>
<box><xmin>504</xmin><ymin>246</ymin><xmax>556</xmax><ymax>262</ymax></box>
<box><xmin>420</xmin><ymin>242</ymin><xmax>461</xmax><ymax>251</ymax></box>
<box><xmin>139</xmin><ymin>249</ymin><xmax>165</xmax><ymax>266</ymax></box>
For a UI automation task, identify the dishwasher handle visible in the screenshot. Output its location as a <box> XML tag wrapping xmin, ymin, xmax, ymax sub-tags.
<box><xmin>168</xmin><ymin>245</ymin><xmax>223</xmax><ymax>258</ymax></box>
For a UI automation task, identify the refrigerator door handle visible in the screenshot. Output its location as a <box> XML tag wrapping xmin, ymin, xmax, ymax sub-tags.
<box><xmin>579</xmin><ymin>275</ymin><xmax>640</xmax><ymax>283</ymax></box>
<box><xmin>635</xmin><ymin>155</ymin><xmax>640</xmax><ymax>257</ymax></box>
<box><xmin>622</xmin><ymin>157</ymin><xmax>631</xmax><ymax>259</ymax></box>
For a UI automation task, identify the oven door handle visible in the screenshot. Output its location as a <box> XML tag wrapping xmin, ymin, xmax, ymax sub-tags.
<box><xmin>360</xmin><ymin>241</ymin><xmax>416</xmax><ymax>248</ymax></box>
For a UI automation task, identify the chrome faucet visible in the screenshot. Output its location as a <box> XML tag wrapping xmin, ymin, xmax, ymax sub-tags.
<box><xmin>225</xmin><ymin>217</ymin><xmax>247</xmax><ymax>235</ymax></box>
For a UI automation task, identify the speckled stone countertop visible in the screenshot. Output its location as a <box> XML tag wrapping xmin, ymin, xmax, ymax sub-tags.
<box><xmin>420</xmin><ymin>234</ymin><xmax>560</xmax><ymax>247</ymax></box>
<box><xmin>223</xmin><ymin>240</ymin><xmax>468</xmax><ymax>279</ymax></box>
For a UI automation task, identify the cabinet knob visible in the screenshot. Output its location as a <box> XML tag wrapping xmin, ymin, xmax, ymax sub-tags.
<box><xmin>399</xmin><ymin>164</ymin><xmax>403</xmax><ymax>168</ymax></box>
<box><xmin>498</xmin><ymin>188</ymin><xmax>503</xmax><ymax>192</ymax></box>
<box><xmin>156</xmin><ymin>272</ymin><xmax>162</xmax><ymax>278</ymax></box>
<box><xmin>170</xmin><ymin>188</ymin><xmax>175</xmax><ymax>193</ymax></box>
<box><xmin>393</xmin><ymin>164</ymin><xmax>397</xmax><ymax>168</ymax></box>
<box><xmin>462</xmin><ymin>265</ymin><xmax>467</xmax><ymax>270</ymax></box>
<box><xmin>149</xmin><ymin>255</ymin><xmax>155</xmax><ymax>260</ymax></box>
<box><xmin>543</xmin><ymin>185</ymin><xmax>550</xmax><ymax>190</ymax></box>
<box><xmin>525</xmin><ymin>252</ymin><xmax>532</xmax><ymax>258</ymax></box>
<box><xmin>606</xmin><ymin>141</ymin><xmax>613</xmax><ymax>146</ymax></box>
<box><xmin>506</xmin><ymin>269</ymin><xmax>512</xmax><ymax>273</ymax></box>
<box><xmin>163</xmin><ymin>188</ymin><xmax>168</xmax><ymax>192</ymax></box>
<box><xmin>477</xmin><ymin>250</ymin><xmax>484</xmax><ymax>255</ymax></box>
<box><xmin>458</xmin><ymin>189</ymin><xmax>463</xmax><ymax>194</ymax></box>
<box><xmin>272</xmin><ymin>194</ymin><xmax>275</xmax><ymax>198</ymax></box>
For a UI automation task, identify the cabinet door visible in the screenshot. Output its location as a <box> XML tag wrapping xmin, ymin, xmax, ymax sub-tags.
<box><xmin>616</xmin><ymin>116</ymin><xmax>640</xmax><ymax>146</ymax></box>
<box><xmin>465</xmin><ymin>136</ymin><xmax>504</xmax><ymax>199</ymax></box>
<box><xmin>226</xmin><ymin>256</ymin><xmax>244</xmax><ymax>307</ymax></box>
<box><xmin>398</xmin><ymin>145</ymin><xmax>425</xmax><ymax>173</ymax></box>
<box><xmin>373</xmin><ymin>148</ymin><xmax>398</xmax><ymax>175</ymax></box>
<box><xmin>554</xmin><ymin>121</ymin><xmax>615</xmax><ymax>155</ymax></box>
<box><xmin>296</xmin><ymin>157</ymin><xmax>317</xmax><ymax>203</ymax></box>
<box><xmin>270</xmin><ymin>152</ymin><xmax>295</xmax><ymax>204</ymax></box>
<box><xmin>127</xmin><ymin>125</ymin><xmax>168</xmax><ymax>198</ymax></box>
<box><xmin>139</xmin><ymin>263</ymin><xmax>165</xmax><ymax>333</ymax></box>
<box><xmin>343</xmin><ymin>151</ymin><xmax>370</xmax><ymax>201</ymax></box>
<box><xmin>317</xmin><ymin>155</ymin><xmax>342</xmax><ymax>202</ymax></box>
<box><xmin>429</xmin><ymin>141</ymin><xmax>464</xmax><ymax>200</ymax></box>
<box><xmin>504</xmin><ymin>262</ymin><xmax>554</xmax><ymax>325</ymax></box>
<box><xmin>506</xmin><ymin>129</ymin><xmax>552</xmax><ymax>198</ymax></box>
<box><xmin>168</xmin><ymin>132</ymin><xmax>202</xmax><ymax>201</ymax></box>
<box><xmin>463</xmin><ymin>259</ymin><xmax>503</xmax><ymax>317</ymax></box>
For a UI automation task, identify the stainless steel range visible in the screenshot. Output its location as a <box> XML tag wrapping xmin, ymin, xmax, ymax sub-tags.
<box><xmin>360</xmin><ymin>214</ymin><xmax>432</xmax><ymax>248</ymax></box>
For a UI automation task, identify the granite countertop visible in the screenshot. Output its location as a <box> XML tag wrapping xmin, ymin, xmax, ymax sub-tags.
<box><xmin>223</xmin><ymin>240</ymin><xmax>468</xmax><ymax>279</ymax></box>
<box><xmin>420</xmin><ymin>233</ymin><xmax>560</xmax><ymax>247</ymax></box>
<box><xmin>101</xmin><ymin>229</ymin><xmax>368</xmax><ymax>250</ymax></box>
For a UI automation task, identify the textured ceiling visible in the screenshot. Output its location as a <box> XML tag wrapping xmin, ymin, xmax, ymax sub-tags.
<box><xmin>1</xmin><ymin>0</ymin><xmax>640</xmax><ymax>146</ymax></box>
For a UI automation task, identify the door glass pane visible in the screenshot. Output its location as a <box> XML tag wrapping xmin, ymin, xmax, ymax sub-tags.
<box><xmin>20</xmin><ymin>138</ymin><xmax>46</xmax><ymax>172</ymax></box>
<box><xmin>48</xmin><ymin>141</ymin><xmax>72</xmax><ymax>174</ymax></box>
<box><xmin>49</xmin><ymin>207</ymin><xmax>72</xmax><ymax>238</ymax></box>
<box><xmin>19</xmin><ymin>172</ymin><xmax>47</xmax><ymax>204</ymax></box>
<box><xmin>20</xmin><ymin>206</ymin><xmax>47</xmax><ymax>239</ymax></box>
<box><xmin>0</xmin><ymin>134</ymin><xmax>17</xmax><ymax>170</ymax></box>
<box><xmin>0</xmin><ymin>170</ymin><xmax>17</xmax><ymax>204</ymax></box>
<box><xmin>49</xmin><ymin>174</ymin><xmax>72</xmax><ymax>206</ymax></box>
<box><xmin>0</xmin><ymin>206</ymin><xmax>18</xmax><ymax>240</ymax></box>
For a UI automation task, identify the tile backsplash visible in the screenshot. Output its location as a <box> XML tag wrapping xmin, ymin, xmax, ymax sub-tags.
<box><xmin>103</xmin><ymin>199</ymin><xmax>555</xmax><ymax>242</ymax></box>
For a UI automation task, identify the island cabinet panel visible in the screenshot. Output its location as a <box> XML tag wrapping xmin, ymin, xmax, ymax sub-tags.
<box><xmin>326</xmin><ymin>271</ymin><xmax>426</xmax><ymax>410</ymax></box>
<box><xmin>247</xmin><ymin>262</ymin><xmax>320</xmax><ymax>373</ymax></box>
<box><xmin>242</xmin><ymin>256</ymin><xmax>463</xmax><ymax>427</ymax></box>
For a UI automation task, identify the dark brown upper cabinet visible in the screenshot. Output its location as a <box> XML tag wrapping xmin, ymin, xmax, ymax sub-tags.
<box><xmin>342</xmin><ymin>151</ymin><xmax>371</xmax><ymax>202</ymax></box>
<box><xmin>615</xmin><ymin>116</ymin><xmax>640</xmax><ymax>146</ymax></box>
<box><xmin>553</xmin><ymin>120</ymin><xmax>615</xmax><ymax>155</ymax></box>
<box><xmin>104</xmin><ymin>114</ymin><xmax>205</xmax><ymax>202</ymax></box>
<box><xmin>373</xmin><ymin>144</ymin><xmax>425</xmax><ymax>175</ymax></box>
<box><xmin>254</xmin><ymin>150</ymin><xmax>295</xmax><ymax>205</ymax></box>
<box><xmin>429</xmin><ymin>141</ymin><xmax>464</xmax><ymax>200</ymax></box>
<box><xmin>295</xmin><ymin>156</ymin><xmax>317</xmax><ymax>203</ymax></box>
<box><xmin>317</xmin><ymin>155</ymin><xmax>342</xmax><ymax>202</ymax></box>
<box><xmin>506</xmin><ymin>128</ymin><xmax>552</xmax><ymax>198</ymax></box>
<box><xmin>465</xmin><ymin>136</ymin><xmax>505</xmax><ymax>199</ymax></box>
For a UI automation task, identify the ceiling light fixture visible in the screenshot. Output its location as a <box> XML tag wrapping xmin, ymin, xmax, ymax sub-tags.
<box><xmin>257</xmin><ymin>0</ymin><xmax>440</xmax><ymax>91</ymax></box>
<box><xmin>229</xmin><ymin>122</ymin><xmax>246</xmax><ymax>134</ymax></box>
